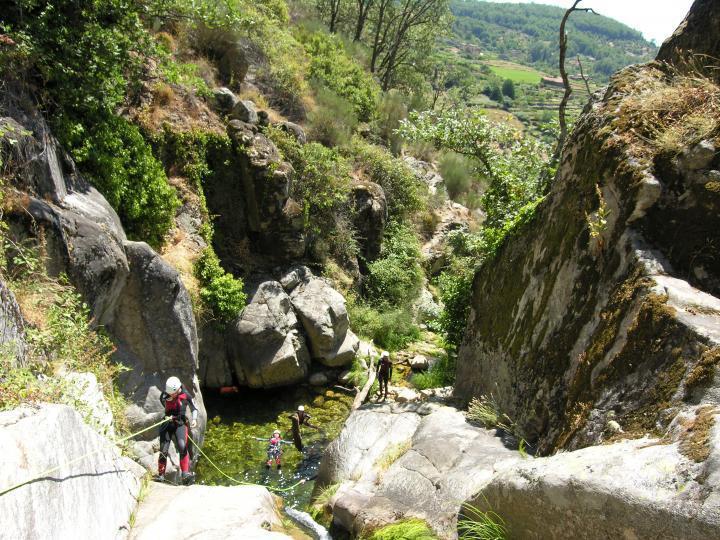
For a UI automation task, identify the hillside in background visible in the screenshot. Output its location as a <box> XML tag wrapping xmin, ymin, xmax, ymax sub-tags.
<box><xmin>451</xmin><ymin>0</ymin><xmax>657</xmax><ymax>82</ymax></box>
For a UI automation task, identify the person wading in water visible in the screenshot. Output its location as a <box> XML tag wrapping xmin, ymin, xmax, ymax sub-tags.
<box><xmin>376</xmin><ymin>351</ymin><xmax>393</xmax><ymax>401</ymax></box>
<box><xmin>265</xmin><ymin>429</ymin><xmax>292</xmax><ymax>470</ymax></box>
<box><xmin>288</xmin><ymin>405</ymin><xmax>319</xmax><ymax>451</ymax></box>
<box><xmin>157</xmin><ymin>376</ymin><xmax>198</xmax><ymax>484</ymax></box>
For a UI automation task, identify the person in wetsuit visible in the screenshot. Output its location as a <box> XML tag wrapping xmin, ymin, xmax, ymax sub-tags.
<box><xmin>266</xmin><ymin>429</ymin><xmax>292</xmax><ymax>470</ymax></box>
<box><xmin>288</xmin><ymin>405</ymin><xmax>319</xmax><ymax>451</ymax></box>
<box><xmin>158</xmin><ymin>376</ymin><xmax>198</xmax><ymax>484</ymax></box>
<box><xmin>376</xmin><ymin>351</ymin><xmax>392</xmax><ymax>401</ymax></box>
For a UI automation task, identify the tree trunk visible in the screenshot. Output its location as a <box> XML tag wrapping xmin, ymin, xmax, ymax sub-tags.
<box><xmin>351</xmin><ymin>356</ymin><xmax>376</xmax><ymax>410</ymax></box>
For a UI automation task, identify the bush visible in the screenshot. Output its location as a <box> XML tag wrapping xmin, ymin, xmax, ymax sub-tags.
<box><xmin>365</xmin><ymin>224</ymin><xmax>424</xmax><ymax>307</ymax></box>
<box><xmin>194</xmin><ymin>247</ymin><xmax>246</xmax><ymax>325</ymax></box>
<box><xmin>266</xmin><ymin>126</ymin><xmax>356</xmax><ymax>261</ymax></box>
<box><xmin>346</xmin><ymin>138</ymin><xmax>427</xmax><ymax>220</ymax></box>
<box><xmin>412</xmin><ymin>353</ymin><xmax>455</xmax><ymax>390</ymax></box>
<box><xmin>367</xmin><ymin>519</ymin><xmax>437</xmax><ymax>540</ymax></box>
<box><xmin>438</xmin><ymin>152</ymin><xmax>474</xmax><ymax>200</ymax></box>
<box><xmin>374</xmin><ymin>90</ymin><xmax>408</xmax><ymax>155</ymax></box>
<box><xmin>56</xmin><ymin>114</ymin><xmax>179</xmax><ymax>246</ymax></box>
<box><xmin>300</xmin><ymin>30</ymin><xmax>380</xmax><ymax>121</ymax></box>
<box><xmin>307</xmin><ymin>87</ymin><xmax>358</xmax><ymax>147</ymax></box>
<box><xmin>348</xmin><ymin>303</ymin><xmax>420</xmax><ymax>351</ymax></box>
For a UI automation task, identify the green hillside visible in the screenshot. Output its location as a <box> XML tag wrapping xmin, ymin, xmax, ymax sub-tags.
<box><xmin>451</xmin><ymin>0</ymin><xmax>657</xmax><ymax>82</ymax></box>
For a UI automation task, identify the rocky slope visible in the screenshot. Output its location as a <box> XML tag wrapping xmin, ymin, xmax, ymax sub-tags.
<box><xmin>450</xmin><ymin>0</ymin><xmax>720</xmax><ymax>536</ymax></box>
<box><xmin>316</xmin><ymin>402</ymin><xmax>519</xmax><ymax>539</ymax></box>
<box><xmin>1</xmin><ymin>88</ymin><xmax>206</xmax><ymax>472</ymax></box>
<box><xmin>0</xmin><ymin>404</ymin><xmax>145</xmax><ymax>540</ymax></box>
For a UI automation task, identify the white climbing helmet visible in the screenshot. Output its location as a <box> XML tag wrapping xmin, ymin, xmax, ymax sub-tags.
<box><xmin>273</xmin><ymin>429</ymin><xmax>281</xmax><ymax>436</ymax></box>
<box><xmin>381</xmin><ymin>351</ymin><xmax>389</xmax><ymax>358</ymax></box>
<box><xmin>165</xmin><ymin>376</ymin><xmax>182</xmax><ymax>394</ymax></box>
<box><xmin>297</xmin><ymin>405</ymin><xmax>305</xmax><ymax>412</ymax></box>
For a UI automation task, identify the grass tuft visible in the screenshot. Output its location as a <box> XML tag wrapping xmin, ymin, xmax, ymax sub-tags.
<box><xmin>458</xmin><ymin>503</ymin><xmax>508</xmax><ymax>540</ymax></box>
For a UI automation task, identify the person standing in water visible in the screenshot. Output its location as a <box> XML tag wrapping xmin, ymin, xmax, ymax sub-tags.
<box><xmin>288</xmin><ymin>405</ymin><xmax>319</xmax><ymax>451</ymax></box>
<box><xmin>376</xmin><ymin>351</ymin><xmax>393</xmax><ymax>401</ymax></box>
<box><xmin>265</xmin><ymin>429</ymin><xmax>292</xmax><ymax>470</ymax></box>
<box><xmin>158</xmin><ymin>376</ymin><xmax>198</xmax><ymax>484</ymax></box>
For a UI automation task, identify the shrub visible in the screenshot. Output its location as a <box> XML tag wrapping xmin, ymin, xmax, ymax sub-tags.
<box><xmin>374</xmin><ymin>90</ymin><xmax>408</xmax><ymax>155</ymax></box>
<box><xmin>266</xmin><ymin>126</ymin><xmax>356</xmax><ymax>261</ymax></box>
<box><xmin>55</xmin><ymin>114</ymin><xmax>179</xmax><ymax>247</ymax></box>
<box><xmin>307</xmin><ymin>86</ymin><xmax>358</xmax><ymax>147</ymax></box>
<box><xmin>412</xmin><ymin>353</ymin><xmax>455</xmax><ymax>390</ymax></box>
<box><xmin>436</xmin><ymin>257</ymin><xmax>475</xmax><ymax>348</ymax></box>
<box><xmin>367</xmin><ymin>519</ymin><xmax>437</xmax><ymax>540</ymax></box>
<box><xmin>458</xmin><ymin>503</ymin><xmax>508</xmax><ymax>540</ymax></box>
<box><xmin>300</xmin><ymin>30</ymin><xmax>380</xmax><ymax>121</ymax></box>
<box><xmin>365</xmin><ymin>224</ymin><xmax>424</xmax><ymax>307</ymax></box>
<box><xmin>194</xmin><ymin>247</ymin><xmax>246</xmax><ymax>325</ymax></box>
<box><xmin>346</xmin><ymin>138</ymin><xmax>427</xmax><ymax>220</ymax></box>
<box><xmin>348</xmin><ymin>303</ymin><xmax>420</xmax><ymax>351</ymax></box>
<box><xmin>438</xmin><ymin>152</ymin><xmax>474</xmax><ymax>200</ymax></box>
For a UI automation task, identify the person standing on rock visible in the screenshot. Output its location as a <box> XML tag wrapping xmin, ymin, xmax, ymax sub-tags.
<box><xmin>376</xmin><ymin>351</ymin><xmax>393</xmax><ymax>401</ymax></box>
<box><xmin>158</xmin><ymin>376</ymin><xmax>198</xmax><ymax>484</ymax></box>
<box><xmin>289</xmin><ymin>405</ymin><xmax>319</xmax><ymax>451</ymax></box>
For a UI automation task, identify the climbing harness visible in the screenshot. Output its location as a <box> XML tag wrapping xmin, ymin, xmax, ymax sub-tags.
<box><xmin>0</xmin><ymin>417</ymin><xmax>169</xmax><ymax>497</ymax></box>
<box><xmin>187</xmin><ymin>434</ymin><xmax>307</xmax><ymax>493</ymax></box>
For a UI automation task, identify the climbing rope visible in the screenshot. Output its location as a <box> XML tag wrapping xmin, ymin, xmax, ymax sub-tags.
<box><xmin>0</xmin><ymin>417</ymin><xmax>169</xmax><ymax>497</ymax></box>
<box><xmin>187</xmin><ymin>434</ymin><xmax>307</xmax><ymax>493</ymax></box>
<box><xmin>1</xmin><ymin>418</ymin><xmax>308</xmax><ymax>498</ymax></box>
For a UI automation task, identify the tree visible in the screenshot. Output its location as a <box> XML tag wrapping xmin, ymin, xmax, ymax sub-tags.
<box><xmin>397</xmin><ymin>108</ymin><xmax>551</xmax><ymax>227</ymax></box>
<box><xmin>556</xmin><ymin>0</ymin><xmax>596</xmax><ymax>156</ymax></box>
<box><xmin>367</xmin><ymin>0</ymin><xmax>451</xmax><ymax>90</ymax></box>
<box><xmin>502</xmin><ymin>78</ymin><xmax>515</xmax><ymax>99</ymax></box>
<box><xmin>354</xmin><ymin>0</ymin><xmax>375</xmax><ymax>41</ymax></box>
<box><xmin>317</xmin><ymin>0</ymin><xmax>344</xmax><ymax>33</ymax></box>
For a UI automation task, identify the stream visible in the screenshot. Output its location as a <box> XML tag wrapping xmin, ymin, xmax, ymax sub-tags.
<box><xmin>195</xmin><ymin>384</ymin><xmax>353</xmax><ymax>512</ymax></box>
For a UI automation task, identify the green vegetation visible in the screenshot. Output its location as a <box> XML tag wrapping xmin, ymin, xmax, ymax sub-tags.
<box><xmin>300</xmin><ymin>30</ymin><xmax>380</xmax><ymax>121</ymax></box>
<box><xmin>349</xmin><ymin>302</ymin><xmax>421</xmax><ymax>352</ymax></box>
<box><xmin>451</xmin><ymin>0</ymin><xmax>656</xmax><ymax>81</ymax></box>
<box><xmin>365</xmin><ymin>519</ymin><xmax>438</xmax><ymax>540</ymax></box>
<box><xmin>365</xmin><ymin>224</ymin><xmax>424</xmax><ymax>308</ymax></box>
<box><xmin>0</xmin><ymin>243</ymin><xmax>128</xmax><ymax>436</ymax></box>
<box><xmin>375</xmin><ymin>439</ymin><xmax>412</xmax><ymax>472</ymax></box>
<box><xmin>487</xmin><ymin>62</ymin><xmax>542</xmax><ymax>85</ymax></box>
<box><xmin>194</xmin><ymin>248</ymin><xmax>246</xmax><ymax>326</ymax></box>
<box><xmin>412</xmin><ymin>353</ymin><xmax>455</xmax><ymax>390</ymax></box>
<box><xmin>345</xmin><ymin>138</ymin><xmax>427</xmax><ymax>220</ymax></box>
<box><xmin>458</xmin><ymin>503</ymin><xmax>508</xmax><ymax>540</ymax></box>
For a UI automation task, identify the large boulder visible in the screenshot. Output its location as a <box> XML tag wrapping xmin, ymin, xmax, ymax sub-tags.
<box><xmin>131</xmin><ymin>484</ymin><xmax>292</xmax><ymax>539</ymax></box>
<box><xmin>286</xmin><ymin>271</ymin><xmax>357</xmax><ymax>366</ymax></box>
<box><xmin>454</xmin><ymin>53</ymin><xmax>720</xmax><ymax>456</ymax></box>
<box><xmin>318</xmin><ymin>403</ymin><xmax>519</xmax><ymax>538</ymax></box>
<box><xmin>110</xmin><ymin>241</ymin><xmax>206</xmax><ymax>451</ymax></box>
<box><xmin>0</xmin><ymin>404</ymin><xmax>144</xmax><ymax>540</ymax></box>
<box><xmin>228</xmin><ymin>280</ymin><xmax>310</xmax><ymax>387</ymax></box>
<box><xmin>469</xmin><ymin>433</ymin><xmax>720</xmax><ymax>540</ymax></box>
<box><xmin>421</xmin><ymin>201</ymin><xmax>476</xmax><ymax>276</ymax></box>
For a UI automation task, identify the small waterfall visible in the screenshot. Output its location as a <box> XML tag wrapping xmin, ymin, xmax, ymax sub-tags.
<box><xmin>285</xmin><ymin>507</ymin><xmax>332</xmax><ymax>540</ymax></box>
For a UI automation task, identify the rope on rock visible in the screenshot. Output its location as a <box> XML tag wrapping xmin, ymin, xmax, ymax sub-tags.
<box><xmin>0</xmin><ymin>417</ymin><xmax>169</xmax><ymax>497</ymax></box>
<box><xmin>187</xmin><ymin>434</ymin><xmax>307</xmax><ymax>493</ymax></box>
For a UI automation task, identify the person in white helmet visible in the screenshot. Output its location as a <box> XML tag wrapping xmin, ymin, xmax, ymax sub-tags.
<box><xmin>265</xmin><ymin>429</ymin><xmax>291</xmax><ymax>470</ymax></box>
<box><xmin>288</xmin><ymin>405</ymin><xmax>319</xmax><ymax>451</ymax></box>
<box><xmin>376</xmin><ymin>351</ymin><xmax>392</xmax><ymax>401</ymax></box>
<box><xmin>157</xmin><ymin>376</ymin><xmax>198</xmax><ymax>484</ymax></box>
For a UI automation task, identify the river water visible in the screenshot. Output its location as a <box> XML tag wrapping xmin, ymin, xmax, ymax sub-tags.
<box><xmin>195</xmin><ymin>384</ymin><xmax>353</xmax><ymax>510</ymax></box>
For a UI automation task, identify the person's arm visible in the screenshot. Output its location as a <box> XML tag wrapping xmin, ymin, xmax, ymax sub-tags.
<box><xmin>304</xmin><ymin>413</ymin><xmax>319</xmax><ymax>430</ymax></box>
<box><xmin>388</xmin><ymin>362</ymin><xmax>393</xmax><ymax>381</ymax></box>
<box><xmin>185</xmin><ymin>391</ymin><xmax>199</xmax><ymax>427</ymax></box>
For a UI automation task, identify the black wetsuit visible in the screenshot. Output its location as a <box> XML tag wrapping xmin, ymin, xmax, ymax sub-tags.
<box><xmin>158</xmin><ymin>388</ymin><xmax>197</xmax><ymax>476</ymax></box>
<box><xmin>376</xmin><ymin>357</ymin><xmax>392</xmax><ymax>399</ymax></box>
<box><xmin>289</xmin><ymin>411</ymin><xmax>317</xmax><ymax>451</ymax></box>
